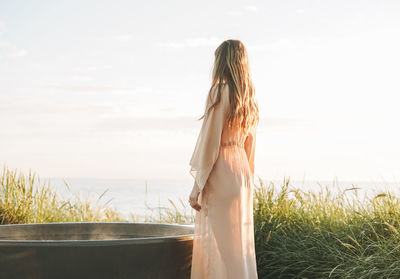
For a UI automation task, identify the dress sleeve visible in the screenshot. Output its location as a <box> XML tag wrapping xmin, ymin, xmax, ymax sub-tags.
<box><xmin>244</xmin><ymin>126</ymin><xmax>256</xmax><ymax>180</ymax></box>
<box><xmin>189</xmin><ymin>84</ymin><xmax>229</xmax><ymax>193</ymax></box>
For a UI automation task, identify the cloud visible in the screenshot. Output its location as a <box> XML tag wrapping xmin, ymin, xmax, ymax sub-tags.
<box><xmin>0</xmin><ymin>92</ymin><xmax>311</xmax><ymax>140</ymax></box>
<box><xmin>0</xmin><ymin>21</ymin><xmax>6</xmax><ymax>33</ymax></box>
<box><xmin>248</xmin><ymin>36</ymin><xmax>323</xmax><ymax>52</ymax></box>
<box><xmin>247</xmin><ymin>38</ymin><xmax>322</xmax><ymax>52</ymax></box>
<box><xmin>227</xmin><ymin>10</ymin><xmax>244</xmax><ymax>16</ymax></box>
<box><xmin>10</xmin><ymin>49</ymin><xmax>28</xmax><ymax>57</ymax></box>
<box><xmin>74</xmin><ymin>65</ymin><xmax>113</xmax><ymax>72</ymax></box>
<box><xmin>115</xmin><ymin>34</ymin><xmax>133</xmax><ymax>41</ymax></box>
<box><xmin>228</xmin><ymin>5</ymin><xmax>259</xmax><ymax>16</ymax></box>
<box><xmin>0</xmin><ymin>41</ymin><xmax>11</xmax><ymax>47</ymax></box>
<box><xmin>96</xmin><ymin>115</ymin><xmax>309</xmax><ymax>134</ymax></box>
<box><xmin>0</xmin><ymin>42</ymin><xmax>28</xmax><ymax>58</ymax></box>
<box><xmin>260</xmin><ymin>117</ymin><xmax>310</xmax><ymax>128</ymax></box>
<box><xmin>244</xmin><ymin>5</ymin><xmax>258</xmax><ymax>12</ymax></box>
<box><xmin>0</xmin><ymin>97</ymin><xmax>199</xmax><ymax>137</ymax></box>
<box><xmin>96</xmin><ymin>116</ymin><xmax>199</xmax><ymax>133</ymax></box>
<box><xmin>39</xmin><ymin>84</ymin><xmax>138</xmax><ymax>93</ymax></box>
<box><xmin>37</xmin><ymin>83</ymin><xmax>154</xmax><ymax>97</ymax></box>
<box><xmin>92</xmin><ymin>34</ymin><xmax>132</xmax><ymax>42</ymax></box>
<box><xmin>69</xmin><ymin>75</ymin><xmax>95</xmax><ymax>82</ymax></box>
<box><xmin>157</xmin><ymin>37</ymin><xmax>221</xmax><ymax>48</ymax></box>
<box><xmin>0</xmin><ymin>21</ymin><xmax>28</xmax><ymax>58</ymax></box>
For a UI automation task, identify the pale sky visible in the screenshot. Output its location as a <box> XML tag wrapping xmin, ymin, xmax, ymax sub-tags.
<box><xmin>1</xmin><ymin>0</ymin><xmax>400</xmax><ymax>182</ymax></box>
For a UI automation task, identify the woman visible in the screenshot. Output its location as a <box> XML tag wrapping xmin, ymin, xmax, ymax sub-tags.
<box><xmin>188</xmin><ymin>39</ymin><xmax>259</xmax><ymax>279</ymax></box>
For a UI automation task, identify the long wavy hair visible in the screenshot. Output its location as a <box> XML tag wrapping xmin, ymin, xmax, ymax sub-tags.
<box><xmin>199</xmin><ymin>39</ymin><xmax>259</xmax><ymax>134</ymax></box>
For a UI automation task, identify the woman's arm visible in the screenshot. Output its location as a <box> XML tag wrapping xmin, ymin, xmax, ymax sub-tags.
<box><xmin>244</xmin><ymin>126</ymin><xmax>256</xmax><ymax>180</ymax></box>
<box><xmin>189</xmin><ymin>180</ymin><xmax>201</xmax><ymax>211</ymax></box>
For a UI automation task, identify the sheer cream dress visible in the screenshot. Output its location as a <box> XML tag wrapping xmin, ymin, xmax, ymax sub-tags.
<box><xmin>188</xmin><ymin>83</ymin><xmax>258</xmax><ymax>279</ymax></box>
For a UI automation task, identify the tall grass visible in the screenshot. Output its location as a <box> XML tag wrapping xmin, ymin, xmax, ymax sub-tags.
<box><xmin>0</xmin><ymin>164</ymin><xmax>193</xmax><ymax>224</ymax></box>
<box><xmin>143</xmin><ymin>198</ymin><xmax>195</xmax><ymax>224</ymax></box>
<box><xmin>0</xmin><ymin>165</ymin><xmax>127</xmax><ymax>224</ymax></box>
<box><xmin>254</xmin><ymin>177</ymin><xmax>400</xmax><ymax>278</ymax></box>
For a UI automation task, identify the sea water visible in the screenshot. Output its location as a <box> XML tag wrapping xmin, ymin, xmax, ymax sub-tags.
<box><xmin>49</xmin><ymin>177</ymin><xmax>400</xmax><ymax>220</ymax></box>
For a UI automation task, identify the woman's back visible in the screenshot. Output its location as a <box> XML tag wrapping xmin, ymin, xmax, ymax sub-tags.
<box><xmin>211</xmin><ymin>83</ymin><xmax>257</xmax><ymax>181</ymax></box>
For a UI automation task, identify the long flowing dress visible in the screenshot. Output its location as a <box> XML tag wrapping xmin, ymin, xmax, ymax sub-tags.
<box><xmin>188</xmin><ymin>82</ymin><xmax>258</xmax><ymax>279</ymax></box>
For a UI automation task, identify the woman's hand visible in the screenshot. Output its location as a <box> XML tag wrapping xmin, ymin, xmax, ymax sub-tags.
<box><xmin>189</xmin><ymin>183</ymin><xmax>202</xmax><ymax>212</ymax></box>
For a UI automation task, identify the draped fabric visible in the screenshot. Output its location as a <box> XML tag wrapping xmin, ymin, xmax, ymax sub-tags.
<box><xmin>188</xmin><ymin>83</ymin><xmax>258</xmax><ymax>279</ymax></box>
<box><xmin>189</xmin><ymin>83</ymin><xmax>230</xmax><ymax>194</ymax></box>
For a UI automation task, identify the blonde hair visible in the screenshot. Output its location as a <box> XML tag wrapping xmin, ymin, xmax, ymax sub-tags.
<box><xmin>199</xmin><ymin>39</ymin><xmax>259</xmax><ymax>134</ymax></box>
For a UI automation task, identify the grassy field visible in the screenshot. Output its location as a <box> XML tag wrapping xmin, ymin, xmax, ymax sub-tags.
<box><xmin>0</xmin><ymin>164</ymin><xmax>193</xmax><ymax>224</ymax></box>
<box><xmin>254</xmin><ymin>178</ymin><xmax>400</xmax><ymax>278</ymax></box>
<box><xmin>1</xmin><ymin>165</ymin><xmax>400</xmax><ymax>278</ymax></box>
<box><xmin>0</xmin><ymin>165</ymin><xmax>126</xmax><ymax>224</ymax></box>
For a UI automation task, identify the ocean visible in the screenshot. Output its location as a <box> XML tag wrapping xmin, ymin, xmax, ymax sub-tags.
<box><xmin>48</xmin><ymin>177</ymin><xmax>400</xmax><ymax>220</ymax></box>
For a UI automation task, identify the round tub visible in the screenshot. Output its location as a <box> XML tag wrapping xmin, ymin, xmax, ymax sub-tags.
<box><xmin>0</xmin><ymin>222</ymin><xmax>194</xmax><ymax>279</ymax></box>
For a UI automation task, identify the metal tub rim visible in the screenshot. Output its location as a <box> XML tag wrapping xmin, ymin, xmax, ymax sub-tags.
<box><xmin>0</xmin><ymin>221</ymin><xmax>195</xmax><ymax>247</ymax></box>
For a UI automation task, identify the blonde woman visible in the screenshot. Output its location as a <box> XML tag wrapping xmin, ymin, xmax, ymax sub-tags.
<box><xmin>188</xmin><ymin>39</ymin><xmax>259</xmax><ymax>279</ymax></box>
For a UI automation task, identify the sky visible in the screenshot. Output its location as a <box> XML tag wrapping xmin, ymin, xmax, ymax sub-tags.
<box><xmin>1</xmin><ymin>0</ymin><xmax>400</xmax><ymax>183</ymax></box>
